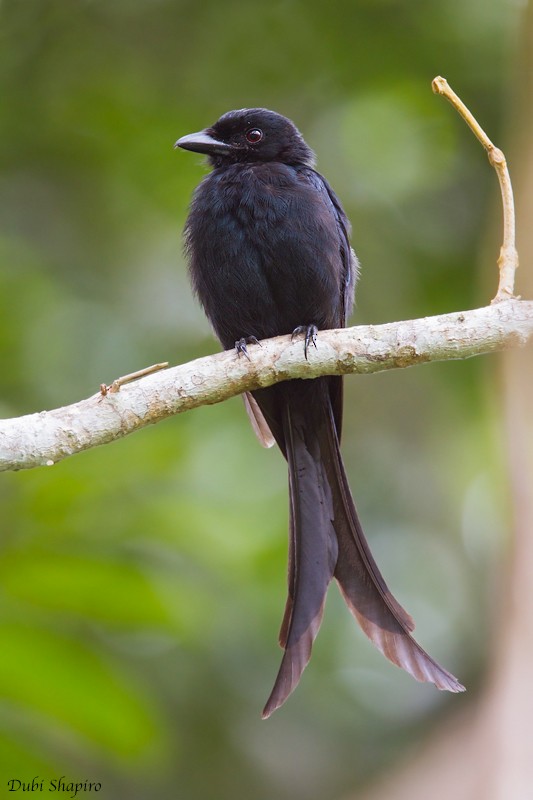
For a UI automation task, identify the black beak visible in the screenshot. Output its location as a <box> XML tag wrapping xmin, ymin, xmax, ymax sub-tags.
<box><xmin>174</xmin><ymin>130</ymin><xmax>233</xmax><ymax>155</ymax></box>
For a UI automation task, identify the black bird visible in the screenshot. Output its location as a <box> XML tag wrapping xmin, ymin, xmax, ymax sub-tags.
<box><xmin>176</xmin><ymin>108</ymin><xmax>464</xmax><ymax>717</ymax></box>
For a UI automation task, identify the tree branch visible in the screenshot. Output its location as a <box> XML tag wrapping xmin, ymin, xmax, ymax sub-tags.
<box><xmin>1</xmin><ymin>299</ymin><xmax>531</xmax><ymax>472</ymax></box>
<box><xmin>433</xmin><ymin>76</ymin><xmax>519</xmax><ymax>302</ymax></box>
<box><xmin>1</xmin><ymin>79</ymin><xmax>530</xmax><ymax>473</ymax></box>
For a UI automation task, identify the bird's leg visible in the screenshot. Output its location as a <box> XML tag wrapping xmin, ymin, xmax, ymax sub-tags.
<box><xmin>291</xmin><ymin>324</ymin><xmax>318</xmax><ymax>360</ymax></box>
<box><xmin>235</xmin><ymin>335</ymin><xmax>261</xmax><ymax>361</ymax></box>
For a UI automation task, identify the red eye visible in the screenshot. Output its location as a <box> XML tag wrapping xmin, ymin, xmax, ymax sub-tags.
<box><xmin>246</xmin><ymin>128</ymin><xmax>263</xmax><ymax>144</ymax></box>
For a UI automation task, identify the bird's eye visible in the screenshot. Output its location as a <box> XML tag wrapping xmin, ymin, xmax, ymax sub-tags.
<box><xmin>245</xmin><ymin>128</ymin><xmax>263</xmax><ymax>144</ymax></box>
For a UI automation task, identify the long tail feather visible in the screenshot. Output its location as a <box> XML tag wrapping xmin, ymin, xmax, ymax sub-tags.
<box><xmin>262</xmin><ymin>403</ymin><xmax>338</xmax><ymax>718</ymax></box>
<box><xmin>324</xmin><ymin>401</ymin><xmax>465</xmax><ymax>693</ymax></box>
<box><xmin>258</xmin><ymin>379</ymin><xmax>464</xmax><ymax>719</ymax></box>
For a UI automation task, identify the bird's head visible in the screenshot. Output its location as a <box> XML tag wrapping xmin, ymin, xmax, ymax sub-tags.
<box><xmin>175</xmin><ymin>108</ymin><xmax>315</xmax><ymax>168</ymax></box>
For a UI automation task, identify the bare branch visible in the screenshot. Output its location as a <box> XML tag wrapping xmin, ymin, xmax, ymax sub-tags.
<box><xmin>0</xmin><ymin>80</ymin><xmax>529</xmax><ymax>474</ymax></box>
<box><xmin>1</xmin><ymin>300</ymin><xmax>531</xmax><ymax>472</ymax></box>
<box><xmin>432</xmin><ymin>76</ymin><xmax>519</xmax><ymax>302</ymax></box>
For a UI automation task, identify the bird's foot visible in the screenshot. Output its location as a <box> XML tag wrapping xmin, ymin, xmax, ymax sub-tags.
<box><xmin>291</xmin><ymin>324</ymin><xmax>318</xmax><ymax>360</ymax></box>
<box><xmin>235</xmin><ymin>336</ymin><xmax>261</xmax><ymax>361</ymax></box>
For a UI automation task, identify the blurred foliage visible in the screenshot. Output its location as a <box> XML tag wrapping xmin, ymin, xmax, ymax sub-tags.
<box><xmin>0</xmin><ymin>0</ymin><xmax>525</xmax><ymax>798</ymax></box>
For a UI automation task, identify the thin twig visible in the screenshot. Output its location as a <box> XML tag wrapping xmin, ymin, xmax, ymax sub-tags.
<box><xmin>100</xmin><ymin>362</ymin><xmax>169</xmax><ymax>396</ymax></box>
<box><xmin>432</xmin><ymin>76</ymin><xmax>519</xmax><ymax>302</ymax></box>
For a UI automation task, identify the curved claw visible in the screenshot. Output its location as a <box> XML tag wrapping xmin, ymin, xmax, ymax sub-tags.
<box><xmin>235</xmin><ymin>336</ymin><xmax>261</xmax><ymax>360</ymax></box>
<box><xmin>291</xmin><ymin>325</ymin><xmax>318</xmax><ymax>360</ymax></box>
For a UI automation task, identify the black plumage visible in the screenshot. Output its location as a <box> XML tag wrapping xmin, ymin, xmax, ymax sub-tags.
<box><xmin>176</xmin><ymin>108</ymin><xmax>464</xmax><ymax>717</ymax></box>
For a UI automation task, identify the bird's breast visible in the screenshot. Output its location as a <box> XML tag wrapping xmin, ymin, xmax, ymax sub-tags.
<box><xmin>185</xmin><ymin>163</ymin><xmax>342</xmax><ymax>347</ymax></box>
<box><xmin>208</xmin><ymin>164</ymin><xmax>295</xmax><ymax>224</ymax></box>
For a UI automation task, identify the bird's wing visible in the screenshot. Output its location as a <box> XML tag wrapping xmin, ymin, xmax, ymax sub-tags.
<box><xmin>301</xmin><ymin>168</ymin><xmax>358</xmax><ymax>441</ymax></box>
<box><xmin>303</xmin><ymin>169</ymin><xmax>358</xmax><ymax>327</ymax></box>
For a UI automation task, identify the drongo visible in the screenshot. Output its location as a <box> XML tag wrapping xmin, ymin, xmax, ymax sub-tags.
<box><xmin>176</xmin><ymin>108</ymin><xmax>464</xmax><ymax>717</ymax></box>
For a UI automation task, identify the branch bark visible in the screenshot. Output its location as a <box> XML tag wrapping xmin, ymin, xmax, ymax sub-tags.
<box><xmin>1</xmin><ymin>299</ymin><xmax>532</xmax><ymax>472</ymax></box>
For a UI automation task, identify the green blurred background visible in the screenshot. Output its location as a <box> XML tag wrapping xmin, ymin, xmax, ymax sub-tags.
<box><xmin>0</xmin><ymin>1</ymin><xmax>526</xmax><ymax>798</ymax></box>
